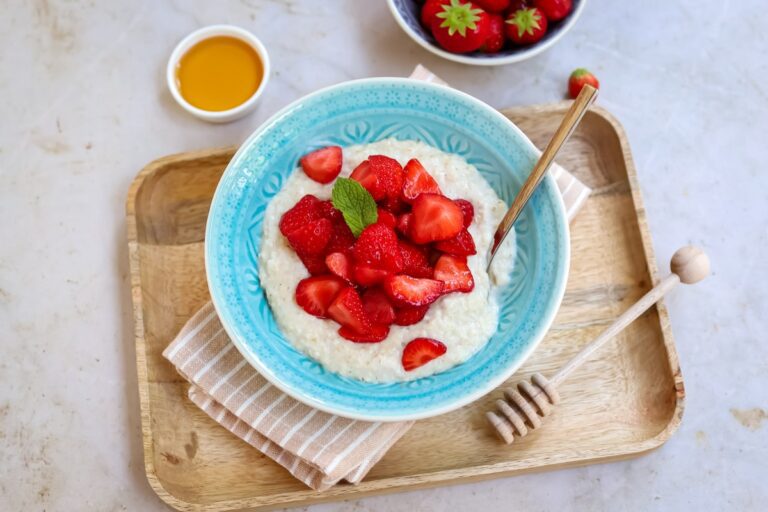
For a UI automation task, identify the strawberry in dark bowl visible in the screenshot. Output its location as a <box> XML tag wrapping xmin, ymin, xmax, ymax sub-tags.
<box><xmin>205</xmin><ymin>78</ymin><xmax>569</xmax><ymax>421</ymax></box>
<box><xmin>387</xmin><ymin>0</ymin><xmax>586</xmax><ymax>65</ymax></box>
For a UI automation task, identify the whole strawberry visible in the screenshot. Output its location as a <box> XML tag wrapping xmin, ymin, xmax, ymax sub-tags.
<box><xmin>568</xmin><ymin>68</ymin><xmax>599</xmax><ymax>98</ymax></box>
<box><xmin>473</xmin><ymin>0</ymin><xmax>510</xmax><ymax>13</ymax></box>
<box><xmin>505</xmin><ymin>7</ymin><xmax>547</xmax><ymax>45</ymax></box>
<box><xmin>421</xmin><ymin>0</ymin><xmax>447</xmax><ymax>28</ymax></box>
<box><xmin>507</xmin><ymin>0</ymin><xmax>530</xmax><ymax>10</ymax></box>
<box><xmin>479</xmin><ymin>14</ymin><xmax>505</xmax><ymax>53</ymax></box>
<box><xmin>533</xmin><ymin>0</ymin><xmax>572</xmax><ymax>21</ymax></box>
<box><xmin>431</xmin><ymin>0</ymin><xmax>491</xmax><ymax>54</ymax></box>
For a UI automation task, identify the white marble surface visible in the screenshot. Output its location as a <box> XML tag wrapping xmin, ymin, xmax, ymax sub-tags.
<box><xmin>1</xmin><ymin>0</ymin><xmax>766</xmax><ymax>510</ymax></box>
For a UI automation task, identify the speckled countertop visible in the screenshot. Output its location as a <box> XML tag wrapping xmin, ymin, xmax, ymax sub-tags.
<box><xmin>1</xmin><ymin>1</ymin><xmax>766</xmax><ymax>510</ymax></box>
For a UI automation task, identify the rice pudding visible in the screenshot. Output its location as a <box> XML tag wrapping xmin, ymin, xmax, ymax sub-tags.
<box><xmin>258</xmin><ymin>138</ymin><xmax>515</xmax><ymax>383</ymax></box>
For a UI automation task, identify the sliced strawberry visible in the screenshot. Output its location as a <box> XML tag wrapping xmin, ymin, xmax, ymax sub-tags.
<box><xmin>376</xmin><ymin>208</ymin><xmax>397</xmax><ymax>229</ymax></box>
<box><xmin>352</xmin><ymin>223</ymin><xmax>403</xmax><ymax>273</ymax></box>
<box><xmin>285</xmin><ymin>217</ymin><xmax>332</xmax><ymax>256</ymax></box>
<box><xmin>399</xmin><ymin>241</ymin><xmax>433</xmax><ymax>278</ymax></box>
<box><xmin>393</xmin><ymin>304</ymin><xmax>430</xmax><ymax>326</ymax></box>
<box><xmin>338</xmin><ymin>323</ymin><xmax>389</xmax><ymax>343</ymax></box>
<box><xmin>410</xmin><ymin>193</ymin><xmax>464</xmax><ymax>244</ymax></box>
<box><xmin>427</xmin><ymin>246</ymin><xmax>443</xmax><ymax>267</ymax></box>
<box><xmin>386</xmin><ymin>197</ymin><xmax>408</xmax><ymax>215</ymax></box>
<box><xmin>318</xmin><ymin>200</ymin><xmax>342</xmax><ymax>222</ymax></box>
<box><xmin>325</xmin><ymin>252</ymin><xmax>352</xmax><ymax>282</ymax></box>
<box><xmin>279</xmin><ymin>194</ymin><xmax>322</xmax><ymax>237</ymax></box>
<box><xmin>295</xmin><ymin>276</ymin><xmax>346</xmax><ymax>318</ymax></box>
<box><xmin>383</xmin><ymin>275</ymin><xmax>444</xmax><ymax>307</ymax></box>
<box><xmin>327</xmin><ymin>287</ymin><xmax>370</xmax><ymax>333</ymax></box>
<box><xmin>402</xmin><ymin>159</ymin><xmax>441</xmax><ymax>203</ymax></box>
<box><xmin>352</xmin><ymin>264</ymin><xmax>392</xmax><ymax>287</ymax></box>
<box><xmin>369</xmin><ymin>155</ymin><xmax>404</xmax><ymax>209</ymax></box>
<box><xmin>297</xmin><ymin>252</ymin><xmax>328</xmax><ymax>275</ymax></box>
<box><xmin>300</xmin><ymin>146</ymin><xmax>342</xmax><ymax>184</ymax></box>
<box><xmin>434</xmin><ymin>229</ymin><xmax>477</xmax><ymax>256</ymax></box>
<box><xmin>396</xmin><ymin>213</ymin><xmax>413</xmax><ymax>237</ymax></box>
<box><xmin>326</xmin><ymin>216</ymin><xmax>356</xmax><ymax>254</ymax></box>
<box><xmin>453</xmin><ymin>199</ymin><xmax>474</xmax><ymax>227</ymax></box>
<box><xmin>361</xmin><ymin>288</ymin><xmax>396</xmax><ymax>326</ymax></box>
<box><xmin>402</xmin><ymin>338</ymin><xmax>447</xmax><ymax>371</ymax></box>
<box><xmin>434</xmin><ymin>254</ymin><xmax>475</xmax><ymax>293</ymax></box>
<box><xmin>350</xmin><ymin>160</ymin><xmax>386</xmax><ymax>201</ymax></box>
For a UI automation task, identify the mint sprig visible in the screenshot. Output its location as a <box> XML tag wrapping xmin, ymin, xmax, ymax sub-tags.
<box><xmin>331</xmin><ymin>178</ymin><xmax>378</xmax><ymax>237</ymax></box>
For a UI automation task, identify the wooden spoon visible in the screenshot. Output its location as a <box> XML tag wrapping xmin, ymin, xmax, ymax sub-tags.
<box><xmin>487</xmin><ymin>246</ymin><xmax>710</xmax><ymax>444</ymax></box>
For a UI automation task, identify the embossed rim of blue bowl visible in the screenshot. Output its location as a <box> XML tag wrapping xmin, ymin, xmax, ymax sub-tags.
<box><xmin>205</xmin><ymin>77</ymin><xmax>569</xmax><ymax>421</ymax></box>
<box><xmin>386</xmin><ymin>0</ymin><xmax>587</xmax><ymax>66</ymax></box>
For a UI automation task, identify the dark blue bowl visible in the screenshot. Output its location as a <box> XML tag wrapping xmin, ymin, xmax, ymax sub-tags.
<box><xmin>388</xmin><ymin>0</ymin><xmax>586</xmax><ymax>65</ymax></box>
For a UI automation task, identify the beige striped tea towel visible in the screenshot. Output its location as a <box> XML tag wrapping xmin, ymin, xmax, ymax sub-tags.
<box><xmin>162</xmin><ymin>65</ymin><xmax>592</xmax><ymax>491</ymax></box>
<box><xmin>164</xmin><ymin>302</ymin><xmax>412</xmax><ymax>491</ymax></box>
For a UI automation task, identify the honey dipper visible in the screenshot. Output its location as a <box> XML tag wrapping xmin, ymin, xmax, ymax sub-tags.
<box><xmin>487</xmin><ymin>246</ymin><xmax>710</xmax><ymax>444</ymax></box>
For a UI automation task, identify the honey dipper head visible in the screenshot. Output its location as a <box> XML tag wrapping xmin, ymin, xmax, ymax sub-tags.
<box><xmin>671</xmin><ymin>246</ymin><xmax>710</xmax><ymax>284</ymax></box>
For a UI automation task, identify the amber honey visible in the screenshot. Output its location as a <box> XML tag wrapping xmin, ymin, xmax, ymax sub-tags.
<box><xmin>176</xmin><ymin>36</ymin><xmax>263</xmax><ymax>112</ymax></box>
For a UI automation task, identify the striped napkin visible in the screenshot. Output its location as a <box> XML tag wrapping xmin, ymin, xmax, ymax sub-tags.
<box><xmin>162</xmin><ymin>65</ymin><xmax>592</xmax><ymax>491</ymax></box>
<box><xmin>164</xmin><ymin>302</ymin><xmax>411</xmax><ymax>490</ymax></box>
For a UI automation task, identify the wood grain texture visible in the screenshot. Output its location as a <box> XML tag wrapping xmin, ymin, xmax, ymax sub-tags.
<box><xmin>489</xmin><ymin>244</ymin><xmax>708</xmax><ymax>444</ymax></box>
<box><xmin>125</xmin><ymin>102</ymin><xmax>684</xmax><ymax>512</ymax></box>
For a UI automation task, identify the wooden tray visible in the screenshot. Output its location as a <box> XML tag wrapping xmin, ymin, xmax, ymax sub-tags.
<box><xmin>126</xmin><ymin>103</ymin><xmax>683</xmax><ymax>512</ymax></box>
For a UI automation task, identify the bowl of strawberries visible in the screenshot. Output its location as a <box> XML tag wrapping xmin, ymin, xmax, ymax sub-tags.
<box><xmin>206</xmin><ymin>78</ymin><xmax>569</xmax><ymax>420</ymax></box>
<box><xmin>387</xmin><ymin>0</ymin><xmax>585</xmax><ymax>65</ymax></box>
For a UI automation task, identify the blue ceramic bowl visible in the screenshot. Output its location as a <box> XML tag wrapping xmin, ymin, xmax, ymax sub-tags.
<box><xmin>387</xmin><ymin>0</ymin><xmax>586</xmax><ymax>66</ymax></box>
<box><xmin>206</xmin><ymin>78</ymin><xmax>569</xmax><ymax>421</ymax></box>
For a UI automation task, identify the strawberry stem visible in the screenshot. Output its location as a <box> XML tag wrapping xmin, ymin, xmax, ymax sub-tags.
<box><xmin>505</xmin><ymin>8</ymin><xmax>543</xmax><ymax>38</ymax></box>
<box><xmin>570</xmin><ymin>68</ymin><xmax>592</xmax><ymax>78</ymax></box>
<box><xmin>435</xmin><ymin>0</ymin><xmax>483</xmax><ymax>37</ymax></box>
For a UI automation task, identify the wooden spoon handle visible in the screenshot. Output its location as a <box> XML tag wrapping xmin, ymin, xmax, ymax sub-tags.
<box><xmin>550</xmin><ymin>246</ymin><xmax>710</xmax><ymax>386</ymax></box>
<box><xmin>488</xmin><ymin>247</ymin><xmax>710</xmax><ymax>444</ymax></box>
<box><xmin>488</xmin><ymin>84</ymin><xmax>598</xmax><ymax>265</ymax></box>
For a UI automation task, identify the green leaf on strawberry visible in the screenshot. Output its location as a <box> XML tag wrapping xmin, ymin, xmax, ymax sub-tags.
<box><xmin>506</xmin><ymin>8</ymin><xmax>542</xmax><ymax>38</ymax></box>
<box><xmin>331</xmin><ymin>177</ymin><xmax>378</xmax><ymax>237</ymax></box>
<box><xmin>505</xmin><ymin>7</ymin><xmax>547</xmax><ymax>44</ymax></box>
<box><xmin>435</xmin><ymin>0</ymin><xmax>484</xmax><ymax>37</ymax></box>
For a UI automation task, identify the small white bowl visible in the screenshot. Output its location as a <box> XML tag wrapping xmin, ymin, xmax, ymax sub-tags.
<box><xmin>166</xmin><ymin>25</ymin><xmax>270</xmax><ymax>123</ymax></box>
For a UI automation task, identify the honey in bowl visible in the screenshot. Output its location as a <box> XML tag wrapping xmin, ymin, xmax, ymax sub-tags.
<box><xmin>175</xmin><ymin>36</ymin><xmax>263</xmax><ymax>112</ymax></box>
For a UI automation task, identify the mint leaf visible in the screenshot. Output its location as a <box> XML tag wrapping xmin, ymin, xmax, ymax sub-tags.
<box><xmin>331</xmin><ymin>178</ymin><xmax>378</xmax><ymax>237</ymax></box>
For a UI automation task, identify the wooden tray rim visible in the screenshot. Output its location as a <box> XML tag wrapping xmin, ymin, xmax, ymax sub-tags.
<box><xmin>125</xmin><ymin>101</ymin><xmax>685</xmax><ymax>512</ymax></box>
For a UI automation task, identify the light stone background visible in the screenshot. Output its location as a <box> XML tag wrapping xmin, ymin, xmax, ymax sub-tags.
<box><xmin>1</xmin><ymin>1</ymin><xmax>766</xmax><ymax>510</ymax></box>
